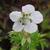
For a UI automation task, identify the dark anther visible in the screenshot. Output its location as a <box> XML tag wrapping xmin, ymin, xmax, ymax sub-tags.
<box><xmin>22</xmin><ymin>23</ymin><xmax>25</xmax><ymax>25</ymax></box>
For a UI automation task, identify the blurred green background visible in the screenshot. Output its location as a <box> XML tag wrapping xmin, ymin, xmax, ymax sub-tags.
<box><xmin>0</xmin><ymin>0</ymin><xmax>50</xmax><ymax>50</ymax></box>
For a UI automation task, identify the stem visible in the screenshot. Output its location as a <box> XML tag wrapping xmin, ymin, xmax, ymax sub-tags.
<box><xmin>11</xmin><ymin>45</ymin><xmax>19</xmax><ymax>50</ymax></box>
<box><xmin>41</xmin><ymin>43</ymin><xmax>44</xmax><ymax>50</ymax></box>
<box><xmin>41</xmin><ymin>34</ymin><xmax>47</xmax><ymax>37</ymax></box>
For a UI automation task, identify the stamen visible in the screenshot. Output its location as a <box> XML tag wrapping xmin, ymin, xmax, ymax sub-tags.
<box><xmin>19</xmin><ymin>13</ymin><xmax>32</xmax><ymax>25</ymax></box>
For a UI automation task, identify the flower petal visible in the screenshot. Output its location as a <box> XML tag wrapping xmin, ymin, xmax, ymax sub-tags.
<box><xmin>12</xmin><ymin>22</ymin><xmax>23</xmax><ymax>32</ymax></box>
<box><xmin>30</xmin><ymin>11</ymin><xmax>43</xmax><ymax>24</ymax></box>
<box><xmin>22</xmin><ymin>4</ymin><xmax>35</xmax><ymax>14</ymax></box>
<box><xmin>9</xmin><ymin>11</ymin><xmax>22</xmax><ymax>22</ymax></box>
<box><xmin>24</xmin><ymin>23</ymin><xmax>38</xmax><ymax>33</ymax></box>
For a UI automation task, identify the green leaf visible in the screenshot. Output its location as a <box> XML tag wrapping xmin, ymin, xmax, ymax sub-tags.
<box><xmin>29</xmin><ymin>42</ymin><xmax>37</xmax><ymax>50</ymax></box>
<box><xmin>41</xmin><ymin>16</ymin><xmax>50</xmax><ymax>30</ymax></box>
<box><xmin>46</xmin><ymin>32</ymin><xmax>50</xmax><ymax>38</ymax></box>
<box><xmin>21</xmin><ymin>37</ymin><xmax>26</xmax><ymax>46</ymax></box>
<box><xmin>30</xmin><ymin>32</ymin><xmax>48</xmax><ymax>50</ymax></box>
<box><xmin>31</xmin><ymin>32</ymin><xmax>41</xmax><ymax>41</ymax></box>
<box><xmin>9</xmin><ymin>31</ymin><xmax>23</xmax><ymax>46</ymax></box>
<box><xmin>39</xmin><ymin>39</ymin><xmax>48</xmax><ymax>49</ymax></box>
<box><xmin>11</xmin><ymin>46</ymin><xmax>19</xmax><ymax>50</ymax></box>
<box><xmin>20</xmin><ymin>42</ymin><xmax>29</xmax><ymax>50</ymax></box>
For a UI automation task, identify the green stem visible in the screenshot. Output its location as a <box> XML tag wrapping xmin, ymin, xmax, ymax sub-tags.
<box><xmin>41</xmin><ymin>43</ymin><xmax>44</xmax><ymax>50</ymax></box>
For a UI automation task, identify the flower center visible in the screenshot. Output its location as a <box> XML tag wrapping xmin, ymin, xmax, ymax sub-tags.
<box><xmin>19</xmin><ymin>13</ymin><xmax>32</xmax><ymax>25</ymax></box>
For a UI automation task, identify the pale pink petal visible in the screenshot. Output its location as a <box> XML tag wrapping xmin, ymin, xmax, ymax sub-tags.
<box><xmin>30</xmin><ymin>11</ymin><xmax>43</xmax><ymax>24</ymax></box>
<box><xmin>22</xmin><ymin>4</ymin><xmax>35</xmax><ymax>14</ymax></box>
<box><xmin>24</xmin><ymin>23</ymin><xmax>38</xmax><ymax>33</ymax></box>
<box><xmin>12</xmin><ymin>22</ymin><xmax>24</xmax><ymax>32</ymax></box>
<box><xmin>9</xmin><ymin>11</ymin><xmax>22</xmax><ymax>22</ymax></box>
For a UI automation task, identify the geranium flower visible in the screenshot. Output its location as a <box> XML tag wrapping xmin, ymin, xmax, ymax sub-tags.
<box><xmin>9</xmin><ymin>4</ymin><xmax>43</xmax><ymax>33</ymax></box>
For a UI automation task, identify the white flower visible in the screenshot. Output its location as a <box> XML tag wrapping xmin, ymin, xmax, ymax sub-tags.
<box><xmin>9</xmin><ymin>4</ymin><xmax>43</xmax><ymax>33</ymax></box>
